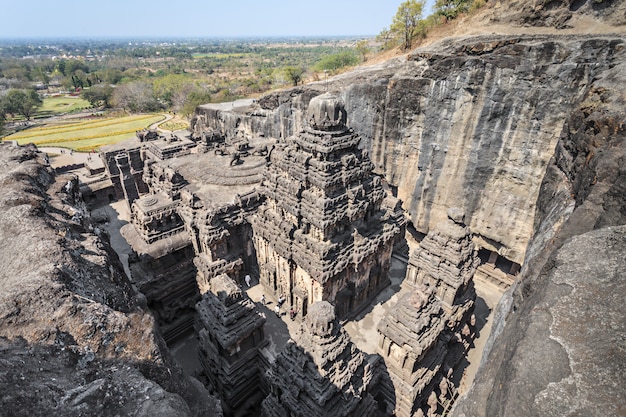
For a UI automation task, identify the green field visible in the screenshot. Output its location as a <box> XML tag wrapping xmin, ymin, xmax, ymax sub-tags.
<box><xmin>5</xmin><ymin>95</ymin><xmax>92</xmax><ymax>122</ymax></box>
<box><xmin>6</xmin><ymin>114</ymin><xmax>165</xmax><ymax>151</ymax></box>
<box><xmin>37</xmin><ymin>96</ymin><xmax>91</xmax><ymax>117</ymax></box>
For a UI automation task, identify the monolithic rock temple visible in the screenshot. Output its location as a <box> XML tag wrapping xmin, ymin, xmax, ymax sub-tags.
<box><xmin>252</xmin><ymin>94</ymin><xmax>404</xmax><ymax>320</ymax></box>
<box><xmin>1</xmin><ymin>2</ymin><xmax>625</xmax><ymax>416</ymax></box>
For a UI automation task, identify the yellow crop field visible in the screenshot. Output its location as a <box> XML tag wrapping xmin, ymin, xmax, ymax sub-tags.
<box><xmin>6</xmin><ymin>114</ymin><xmax>165</xmax><ymax>151</ymax></box>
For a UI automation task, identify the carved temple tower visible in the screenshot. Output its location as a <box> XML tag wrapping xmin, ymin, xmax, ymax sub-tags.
<box><xmin>196</xmin><ymin>274</ymin><xmax>267</xmax><ymax>417</ymax></box>
<box><xmin>405</xmin><ymin>207</ymin><xmax>478</xmax><ymax>331</ymax></box>
<box><xmin>261</xmin><ymin>301</ymin><xmax>378</xmax><ymax>417</ymax></box>
<box><xmin>121</xmin><ymin>162</ymin><xmax>198</xmax><ymax>343</ymax></box>
<box><xmin>252</xmin><ymin>93</ymin><xmax>404</xmax><ymax>320</ymax></box>
<box><xmin>377</xmin><ymin>208</ymin><xmax>479</xmax><ymax>416</ymax></box>
<box><xmin>377</xmin><ymin>289</ymin><xmax>449</xmax><ymax>417</ymax></box>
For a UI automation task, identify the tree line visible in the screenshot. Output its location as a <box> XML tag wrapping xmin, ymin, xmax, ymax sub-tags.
<box><xmin>0</xmin><ymin>37</ymin><xmax>367</xmax><ymax>129</ymax></box>
<box><xmin>0</xmin><ymin>89</ymin><xmax>43</xmax><ymax>131</ymax></box>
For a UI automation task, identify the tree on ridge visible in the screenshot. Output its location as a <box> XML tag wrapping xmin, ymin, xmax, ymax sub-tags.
<box><xmin>391</xmin><ymin>0</ymin><xmax>426</xmax><ymax>50</ymax></box>
<box><xmin>283</xmin><ymin>66</ymin><xmax>305</xmax><ymax>86</ymax></box>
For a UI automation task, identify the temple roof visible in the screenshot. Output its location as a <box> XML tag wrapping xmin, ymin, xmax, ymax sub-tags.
<box><xmin>262</xmin><ymin>301</ymin><xmax>377</xmax><ymax>417</ymax></box>
<box><xmin>378</xmin><ymin>289</ymin><xmax>445</xmax><ymax>360</ymax></box>
<box><xmin>196</xmin><ymin>274</ymin><xmax>266</xmax><ymax>349</ymax></box>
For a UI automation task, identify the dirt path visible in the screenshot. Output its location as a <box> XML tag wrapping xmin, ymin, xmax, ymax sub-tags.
<box><xmin>149</xmin><ymin>113</ymin><xmax>173</xmax><ymax>131</ymax></box>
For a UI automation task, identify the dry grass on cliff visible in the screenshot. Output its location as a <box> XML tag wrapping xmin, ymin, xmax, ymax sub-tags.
<box><xmin>364</xmin><ymin>7</ymin><xmax>501</xmax><ymax>65</ymax></box>
<box><xmin>366</xmin><ymin>2</ymin><xmax>626</xmax><ymax>65</ymax></box>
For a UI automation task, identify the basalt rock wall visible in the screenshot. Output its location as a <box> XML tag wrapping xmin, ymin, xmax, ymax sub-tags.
<box><xmin>487</xmin><ymin>0</ymin><xmax>626</xmax><ymax>28</ymax></box>
<box><xmin>195</xmin><ymin>88</ymin><xmax>321</xmax><ymax>142</ymax></box>
<box><xmin>450</xmin><ymin>40</ymin><xmax>626</xmax><ymax>417</ymax></box>
<box><xmin>199</xmin><ymin>35</ymin><xmax>623</xmax><ymax>264</ymax></box>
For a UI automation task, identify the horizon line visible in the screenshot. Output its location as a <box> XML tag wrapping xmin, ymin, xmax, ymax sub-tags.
<box><xmin>0</xmin><ymin>34</ymin><xmax>377</xmax><ymax>42</ymax></box>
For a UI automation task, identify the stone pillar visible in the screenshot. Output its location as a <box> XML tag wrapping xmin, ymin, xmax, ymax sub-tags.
<box><xmin>115</xmin><ymin>153</ymin><xmax>140</xmax><ymax>208</ymax></box>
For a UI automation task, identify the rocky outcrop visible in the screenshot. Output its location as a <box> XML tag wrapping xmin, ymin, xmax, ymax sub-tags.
<box><xmin>451</xmin><ymin>224</ymin><xmax>626</xmax><ymax>417</ymax></box>
<box><xmin>198</xmin><ymin>35</ymin><xmax>624</xmax><ymax>266</ymax></box>
<box><xmin>0</xmin><ymin>336</ymin><xmax>218</xmax><ymax>417</ymax></box>
<box><xmin>0</xmin><ymin>143</ymin><xmax>220</xmax><ymax>416</ymax></box>
<box><xmin>487</xmin><ymin>0</ymin><xmax>626</xmax><ymax>28</ymax></box>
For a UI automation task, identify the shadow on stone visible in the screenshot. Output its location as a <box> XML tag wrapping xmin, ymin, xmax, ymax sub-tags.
<box><xmin>261</xmin><ymin>301</ymin><xmax>384</xmax><ymax>417</ymax></box>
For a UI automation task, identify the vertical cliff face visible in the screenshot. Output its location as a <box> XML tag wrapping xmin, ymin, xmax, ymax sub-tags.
<box><xmin>200</xmin><ymin>35</ymin><xmax>623</xmax><ymax>265</ymax></box>
<box><xmin>450</xmin><ymin>42</ymin><xmax>626</xmax><ymax>417</ymax></box>
<box><xmin>371</xmin><ymin>35</ymin><xmax>623</xmax><ymax>264</ymax></box>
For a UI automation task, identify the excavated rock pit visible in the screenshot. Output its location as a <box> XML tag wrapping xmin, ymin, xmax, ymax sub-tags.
<box><xmin>1</xmin><ymin>1</ymin><xmax>625</xmax><ymax>415</ymax></box>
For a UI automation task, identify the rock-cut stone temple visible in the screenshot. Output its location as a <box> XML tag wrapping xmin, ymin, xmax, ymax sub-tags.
<box><xmin>251</xmin><ymin>93</ymin><xmax>405</xmax><ymax>320</ymax></box>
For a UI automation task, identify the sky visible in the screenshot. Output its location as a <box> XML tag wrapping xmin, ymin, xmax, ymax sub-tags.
<box><xmin>0</xmin><ymin>0</ymin><xmax>436</xmax><ymax>39</ymax></box>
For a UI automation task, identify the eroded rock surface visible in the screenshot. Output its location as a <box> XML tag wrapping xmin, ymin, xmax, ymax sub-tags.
<box><xmin>452</xmin><ymin>225</ymin><xmax>626</xmax><ymax>417</ymax></box>
<box><xmin>487</xmin><ymin>0</ymin><xmax>626</xmax><ymax>28</ymax></box>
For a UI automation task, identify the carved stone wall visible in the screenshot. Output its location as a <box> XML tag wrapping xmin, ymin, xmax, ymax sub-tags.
<box><xmin>102</xmin><ymin>145</ymin><xmax>146</xmax><ymax>203</ymax></box>
<box><xmin>122</xmin><ymin>153</ymin><xmax>263</xmax><ymax>343</ymax></box>
<box><xmin>180</xmin><ymin>189</ymin><xmax>262</xmax><ymax>293</ymax></box>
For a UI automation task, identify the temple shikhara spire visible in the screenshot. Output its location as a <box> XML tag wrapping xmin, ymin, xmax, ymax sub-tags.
<box><xmin>252</xmin><ymin>92</ymin><xmax>405</xmax><ymax>320</ymax></box>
